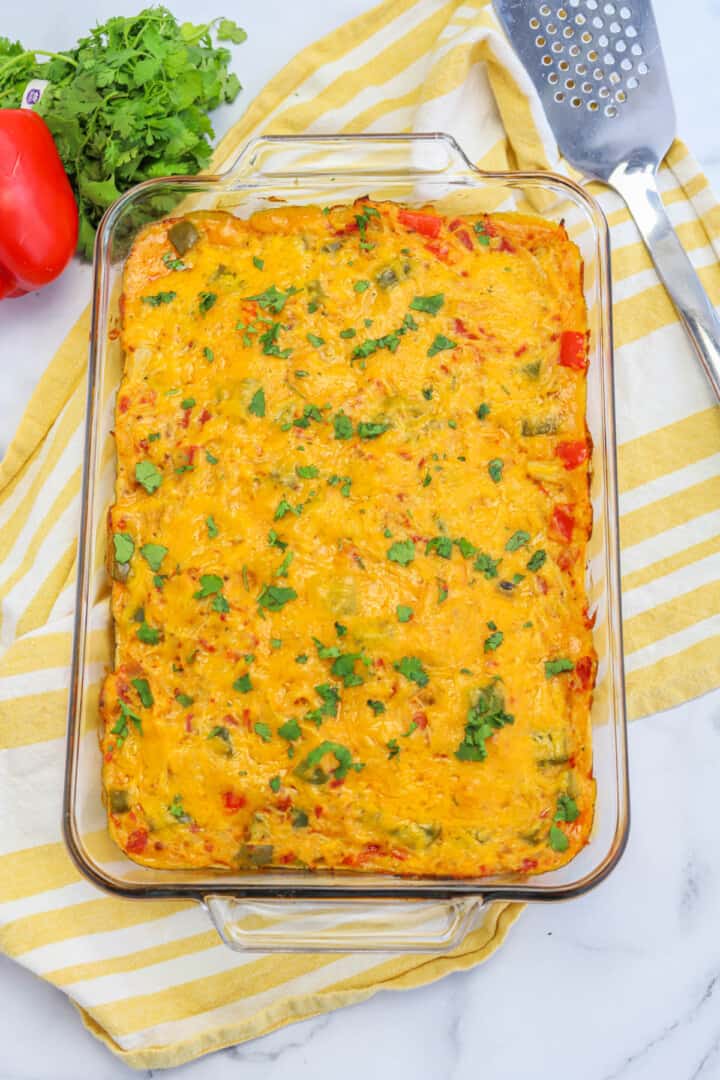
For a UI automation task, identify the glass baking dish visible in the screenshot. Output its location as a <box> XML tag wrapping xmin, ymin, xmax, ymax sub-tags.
<box><xmin>64</xmin><ymin>133</ymin><xmax>629</xmax><ymax>953</ymax></box>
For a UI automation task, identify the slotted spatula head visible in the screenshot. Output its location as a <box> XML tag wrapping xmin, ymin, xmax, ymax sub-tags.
<box><xmin>492</xmin><ymin>0</ymin><xmax>676</xmax><ymax>181</ymax></box>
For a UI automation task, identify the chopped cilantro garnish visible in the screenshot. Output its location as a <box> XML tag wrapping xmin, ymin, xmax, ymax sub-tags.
<box><xmin>474</xmin><ymin>220</ymin><xmax>491</xmax><ymax>246</ymax></box>
<box><xmin>168</xmin><ymin>795</ymin><xmax>190</xmax><ymax>822</ymax></box>
<box><xmin>476</xmin><ymin>403</ymin><xmax>490</xmax><ymax>420</ymax></box>
<box><xmin>162</xmin><ymin>252</ymin><xmax>186</xmax><ymax>271</ymax></box>
<box><xmin>295</xmin><ymin>369</ymin><xmax>310</xmax><ymax>378</ymax></box>
<box><xmin>254</xmin><ymin>721</ymin><xmax>272</xmax><ymax>742</ymax></box>
<box><xmin>194</xmin><ymin>574</ymin><xmax>223</xmax><ymax>598</ymax></box>
<box><xmin>427</xmin><ymin>334</ymin><xmax>456</xmax><ymax>357</ymax></box>
<box><xmin>247</xmin><ymin>283</ymin><xmax>298</xmax><ymax>314</ymax></box>
<box><xmin>335</xmin><ymin>622</ymin><xmax>347</xmax><ymax>637</ymax></box>
<box><xmin>422</xmin><ymin>472</ymin><xmax>432</xmax><ymax>487</ymax></box>
<box><xmin>473</xmin><ymin>552</ymin><xmax>501</xmax><ymax>579</ymax></box>
<box><xmin>259</xmin><ymin>320</ymin><xmax>292</xmax><ymax>359</ymax></box>
<box><xmin>354</xmin><ymin>280</ymin><xmax>369</xmax><ymax>293</ymax></box>
<box><xmin>333</xmin><ymin>411</ymin><xmax>353</xmax><ymax>440</ymax></box>
<box><xmin>257</xmin><ymin>584</ymin><xmax>297</xmax><ymax>612</ymax></box>
<box><xmin>275</xmin><ymin>551</ymin><xmax>294</xmax><ymax>578</ymax></box>
<box><xmin>296</xmin><ymin>464</ymin><xmax>319</xmax><ymax>479</ymax></box>
<box><xmin>269</xmin><ymin>775</ymin><xmax>281</xmax><ymax>793</ymax></box>
<box><xmin>422</xmin><ymin>387</ymin><xmax>433</xmax><ymax>400</ymax></box>
<box><xmin>113</xmin><ymin>533</ymin><xmax>134</xmax><ymax>564</ymax></box>
<box><xmin>212</xmin><ymin>593</ymin><xmax>229</xmax><ymax>613</ymax></box>
<box><xmin>394</xmin><ymin>656</ymin><xmax>428</xmax><ymax>687</ymax></box>
<box><xmin>410</xmin><ymin>294</ymin><xmax>444</xmax><ymax>315</ymax></box>
<box><xmin>293</xmin><ymin>809</ymin><xmax>309</xmax><ymax>828</ymax></box>
<box><xmin>426</xmin><ymin>536</ymin><xmax>452</xmax><ymax>559</ymax></box>
<box><xmin>340</xmin><ymin>328</ymin><xmax>356</xmax><ymax>339</ymax></box>
<box><xmin>387</xmin><ymin>539</ymin><xmax>415</xmax><ymax>566</ymax></box>
<box><xmin>367</xmin><ymin>699</ymin><xmax>386</xmax><ymax>715</ymax></box>
<box><xmin>527</xmin><ymin>549</ymin><xmax>547</xmax><ymax>572</ymax></box>
<box><xmin>387</xmin><ymin>739</ymin><xmax>400</xmax><ymax>760</ymax></box>
<box><xmin>402</xmin><ymin>721</ymin><xmax>417</xmax><ymax>737</ymax></box>
<box><xmin>505</xmin><ymin>530</ymin><xmax>530</xmax><ymax>552</ymax></box>
<box><xmin>207</xmin><ymin>725</ymin><xmax>232</xmax><ymax>747</ymax></box>
<box><xmin>268</xmin><ymin>530</ymin><xmax>287</xmax><ymax>551</ymax></box>
<box><xmin>484</xmin><ymin>630</ymin><xmax>504</xmax><ymax>652</ymax></box>
<box><xmin>358</xmin><ymin>421</ymin><xmax>390</xmax><ymax>439</ymax></box>
<box><xmin>307</xmin><ymin>333</ymin><xmax>325</xmax><ymax>348</ymax></box>
<box><xmin>136</xmin><ymin>622</ymin><xmax>160</xmax><ymax>645</ymax></box>
<box><xmin>253</xmin><ymin>256</ymin><xmax>264</xmax><ymax>270</ymax></box>
<box><xmin>140</xmin><ymin>543</ymin><xmax>167</xmax><ymax>572</ymax></box>
<box><xmin>555</xmin><ymin>793</ymin><xmax>579</xmax><ymax>822</ymax></box>
<box><xmin>203</xmin><ymin>347</ymin><xmax>214</xmax><ymax>363</ymax></box>
<box><xmin>396</xmin><ymin>605</ymin><xmax>413</xmax><ymax>623</ymax></box>
<box><xmin>545</xmin><ymin>658</ymin><xmax>575</xmax><ymax>678</ymax></box>
<box><xmin>181</xmin><ymin>398</ymin><xmax>195</xmax><ymax>411</ymax></box>
<box><xmin>176</xmin><ymin>693</ymin><xmax>194</xmax><ymax>708</ymax></box>
<box><xmin>279</xmin><ymin>719</ymin><xmax>301</xmax><ymax>741</ymax></box>
<box><xmin>437</xmin><ymin>580</ymin><xmax>448</xmax><ymax>604</ymax></box>
<box><xmin>141</xmin><ymin>291</ymin><xmax>176</xmax><ymax>307</ymax></box>
<box><xmin>454</xmin><ymin>537</ymin><xmax>475</xmax><ymax>559</ymax></box>
<box><xmin>131</xmin><ymin>678</ymin><xmax>153</xmax><ymax>707</ymax></box>
<box><xmin>274</xmin><ymin>498</ymin><xmax>301</xmax><ymax>521</ymax></box>
<box><xmin>206</xmin><ymin>450</ymin><xmax>218</xmax><ymax>464</ymax></box>
<box><xmin>249</xmin><ymin>387</ymin><xmax>266</xmax><ymax>417</ymax></box>
<box><xmin>148</xmin><ymin>432</ymin><xmax>161</xmax><ymax>442</ymax></box>
<box><xmin>198</xmin><ymin>291</ymin><xmax>217</xmax><ymax>315</ymax></box>
<box><xmin>206</xmin><ymin>515</ymin><xmax>219</xmax><ymax>538</ymax></box>
<box><xmin>548</xmin><ymin>823</ymin><xmax>569</xmax><ymax>852</ymax></box>
<box><xmin>456</xmin><ymin>680</ymin><xmax>514</xmax><ymax>762</ymax></box>
<box><xmin>135</xmin><ymin>460</ymin><xmax>162</xmax><ymax>494</ymax></box>
<box><xmin>294</xmin><ymin>741</ymin><xmax>364</xmax><ymax>784</ymax></box>
<box><xmin>488</xmin><ymin>458</ymin><xmax>504</xmax><ymax>483</ymax></box>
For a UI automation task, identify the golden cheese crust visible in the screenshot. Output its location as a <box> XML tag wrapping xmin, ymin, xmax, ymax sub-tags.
<box><xmin>101</xmin><ymin>200</ymin><xmax>596</xmax><ymax>877</ymax></box>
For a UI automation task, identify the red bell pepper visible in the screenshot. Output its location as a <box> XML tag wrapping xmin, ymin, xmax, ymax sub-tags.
<box><xmin>397</xmin><ymin>208</ymin><xmax>442</xmax><ymax>238</ymax></box>
<box><xmin>550</xmin><ymin>504</ymin><xmax>575</xmax><ymax>542</ymax></box>
<box><xmin>555</xmin><ymin>440</ymin><xmax>590</xmax><ymax>470</ymax></box>
<box><xmin>559</xmin><ymin>330</ymin><xmax>587</xmax><ymax>371</ymax></box>
<box><xmin>0</xmin><ymin>109</ymin><xmax>78</xmax><ymax>299</ymax></box>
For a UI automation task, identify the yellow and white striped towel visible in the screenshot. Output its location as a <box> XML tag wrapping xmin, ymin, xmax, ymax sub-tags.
<box><xmin>0</xmin><ymin>0</ymin><xmax>718</xmax><ymax>1068</ymax></box>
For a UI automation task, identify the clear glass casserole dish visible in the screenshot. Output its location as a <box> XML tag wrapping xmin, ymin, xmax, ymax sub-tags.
<box><xmin>64</xmin><ymin>133</ymin><xmax>629</xmax><ymax>953</ymax></box>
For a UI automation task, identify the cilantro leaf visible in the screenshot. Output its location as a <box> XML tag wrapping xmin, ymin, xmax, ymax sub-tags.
<box><xmin>354</xmin><ymin>280</ymin><xmax>369</xmax><ymax>293</ymax></box>
<box><xmin>454</xmin><ymin>537</ymin><xmax>476</xmax><ymax>559</ymax></box>
<box><xmin>294</xmin><ymin>741</ymin><xmax>364</xmax><ymax>784</ymax></box>
<box><xmin>473</xmin><ymin>552</ymin><xmax>501</xmax><ymax>579</ymax></box>
<box><xmin>140</xmin><ymin>543</ymin><xmax>167</xmax><ymax>572</ymax></box>
<box><xmin>333</xmin><ymin>411</ymin><xmax>353</xmax><ymax>440</ymax></box>
<box><xmin>307</xmin><ymin>333</ymin><xmax>324</xmax><ymax>348</ymax></box>
<box><xmin>296</xmin><ymin>464</ymin><xmax>319</xmax><ymax>479</ymax></box>
<box><xmin>476</xmin><ymin>403</ymin><xmax>491</xmax><ymax>420</ymax></box>
<box><xmin>113</xmin><ymin>532</ymin><xmax>134</xmax><ymax>564</ymax></box>
<box><xmin>136</xmin><ymin>622</ymin><xmax>160</xmax><ymax>645</ymax></box>
<box><xmin>254</xmin><ymin>721</ymin><xmax>272</xmax><ymax>742</ymax></box>
<box><xmin>358</xmin><ymin>421</ymin><xmax>390</xmax><ymax>439</ymax></box>
<box><xmin>257</xmin><ymin>584</ymin><xmax>297</xmax><ymax>612</ymax></box>
<box><xmin>396</xmin><ymin>605</ymin><xmax>413</xmax><ymax>623</ymax></box>
<box><xmin>131</xmin><ymin>678</ymin><xmax>153</xmax><ymax>707</ymax></box>
<box><xmin>505</xmin><ymin>530</ymin><xmax>530</xmax><ymax>552</ymax></box>
<box><xmin>527</xmin><ymin>549</ymin><xmax>547</xmax><ymax>572</ymax></box>
<box><xmin>252</xmin><ymin>255</ymin><xmax>264</xmax><ymax>270</ymax></box>
<box><xmin>387</xmin><ymin>540</ymin><xmax>415</xmax><ymax>566</ymax></box>
<box><xmin>194</xmin><ymin>574</ymin><xmax>223</xmax><ymax>598</ymax></box>
<box><xmin>142</xmin><ymin>291</ymin><xmax>176</xmax><ymax>307</ymax></box>
<box><xmin>545</xmin><ymin>658</ymin><xmax>575</xmax><ymax>678</ymax></box>
<box><xmin>135</xmin><ymin>461</ymin><xmax>162</xmax><ymax>494</ymax></box>
<box><xmin>549</xmin><ymin>824</ymin><xmax>569</xmax><ymax>852</ymax></box>
<box><xmin>233</xmin><ymin>674</ymin><xmax>252</xmax><ymax>693</ymax></box>
<box><xmin>427</xmin><ymin>334</ymin><xmax>456</xmax><ymax>357</ymax></box>
<box><xmin>484</xmin><ymin>630</ymin><xmax>504</xmax><ymax>652</ymax></box>
<box><xmin>410</xmin><ymin>294</ymin><xmax>444</xmax><ymax>315</ymax></box>
<box><xmin>217</xmin><ymin>18</ymin><xmax>247</xmax><ymax>44</ymax></box>
<box><xmin>278</xmin><ymin>718</ymin><xmax>301</xmax><ymax>741</ymax></box>
<box><xmin>247</xmin><ymin>284</ymin><xmax>298</xmax><ymax>314</ymax></box>
<box><xmin>249</xmin><ymin>388</ymin><xmax>266</xmax><ymax>417</ymax></box>
<box><xmin>198</xmin><ymin>291</ymin><xmax>217</xmax><ymax>315</ymax></box>
<box><xmin>367</xmin><ymin>699</ymin><xmax>386</xmax><ymax>715</ymax></box>
<box><xmin>456</xmin><ymin>681</ymin><xmax>514</xmax><ymax>762</ymax></box>
<box><xmin>206</xmin><ymin>515</ymin><xmax>219</xmax><ymax>538</ymax></box>
<box><xmin>426</xmin><ymin>536</ymin><xmax>452</xmax><ymax>559</ymax></box>
<box><xmin>394</xmin><ymin>656</ymin><xmax>428</xmax><ymax>687</ymax></box>
<box><xmin>555</xmin><ymin>793</ymin><xmax>579</xmax><ymax>822</ymax></box>
<box><xmin>488</xmin><ymin>458</ymin><xmax>504</xmax><ymax>483</ymax></box>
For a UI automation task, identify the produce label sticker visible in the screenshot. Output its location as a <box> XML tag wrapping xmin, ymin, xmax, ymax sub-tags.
<box><xmin>21</xmin><ymin>80</ymin><xmax>50</xmax><ymax>109</ymax></box>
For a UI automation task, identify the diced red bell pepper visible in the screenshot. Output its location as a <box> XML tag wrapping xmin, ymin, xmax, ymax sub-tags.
<box><xmin>555</xmin><ymin>440</ymin><xmax>589</xmax><ymax>470</ymax></box>
<box><xmin>222</xmin><ymin>790</ymin><xmax>246</xmax><ymax>812</ymax></box>
<box><xmin>551</xmin><ymin>504</ymin><xmax>575</xmax><ymax>542</ymax></box>
<box><xmin>126</xmin><ymin>829</ymin><xmax>148</xmax><ymax>854</ymax></box>
<box><xmin>425</xmin><ymin>240</ymin><xmax>450</xmax><ymax>262</ymax></box>
<box><xmin>559</xmin><ymin>331</ymin><xmax>587</xmax><ymax>371</ymax></box>
<box><xmin>398</xmin><ymin>209</ymin><xmax>442</xmax><ymax>238</ymax></box>
<box><xmin>574</xmin><ymin>655</ymin><xmax>594</xmax><ymax>690</ymax></box>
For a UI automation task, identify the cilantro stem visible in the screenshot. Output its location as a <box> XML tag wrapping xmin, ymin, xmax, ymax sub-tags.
<box><xmin>0</xmin><ymin>49</ymin><xmax>78</xmax><ymax>75</ymax></box>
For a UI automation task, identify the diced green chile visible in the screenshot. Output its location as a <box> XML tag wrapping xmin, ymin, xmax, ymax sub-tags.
<box><xmin>168</xmin><ymin>220</ymin><xmax>199</xmax><ymax>256</ymax></box>
<box><xmin>236</xmin><ymin>844</ymin><xmax>274</xmax><ymax>867</ymax></box>
<box><xmin>521</xmin><ymin>416</ymin><xmax>560</xmax><ymax>436</ymax></box>
<box><xmin>109</xmin><ymin>789</ymin><xmax>130</xmax><ymax>814</ymax></box>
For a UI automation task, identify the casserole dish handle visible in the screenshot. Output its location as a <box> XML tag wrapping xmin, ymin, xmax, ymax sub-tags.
<box><xmin>204</xmin><ymin>896</ymin><xmax>486</xmax><ymax>953</ymax></box>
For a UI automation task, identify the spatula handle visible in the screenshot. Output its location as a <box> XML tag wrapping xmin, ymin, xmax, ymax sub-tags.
<box><xmin>609</xmin><ymin>163</ymin><xmax>720</xmax><ymax>403</ymax></box>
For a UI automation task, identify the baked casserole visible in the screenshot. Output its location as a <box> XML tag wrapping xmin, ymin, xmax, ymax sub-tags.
<box><xmin>101</xmin><ymin>198</ymin><xmax>596</xmax><ymax>877</ymax></box>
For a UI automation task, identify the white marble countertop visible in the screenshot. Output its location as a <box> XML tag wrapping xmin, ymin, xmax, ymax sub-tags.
<box><xmin>1</xmin><ymin>1</ymin><xmax>719</xmax><ymax>1077</ymax></box>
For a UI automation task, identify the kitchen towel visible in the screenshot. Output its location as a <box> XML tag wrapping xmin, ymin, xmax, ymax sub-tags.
<box><xmin>0</xmin><ymin>0</ymin><xmax>718</xmax><ymax>1068</ymax></box>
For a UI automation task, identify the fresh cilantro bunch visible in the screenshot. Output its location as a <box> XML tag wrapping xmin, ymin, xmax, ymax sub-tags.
<box><xmin>0</xmin><ymin>9</ymin><xmax>246</xmax><ymax>257</ymax></box>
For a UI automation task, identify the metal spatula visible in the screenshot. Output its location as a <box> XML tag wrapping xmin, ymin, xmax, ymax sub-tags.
<box><xmin>493</xmin><ymin>0</ymin><xmax>720</xmax><ymax>401</ymax></box>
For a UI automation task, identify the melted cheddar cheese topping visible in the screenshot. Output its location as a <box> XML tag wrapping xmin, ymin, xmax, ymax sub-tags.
<box><xmin>101</xmin><ymin>201</ymin><xmax>596</xmax><ymax>878</ymax></box>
